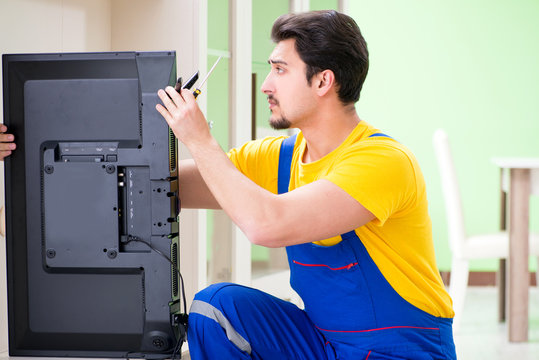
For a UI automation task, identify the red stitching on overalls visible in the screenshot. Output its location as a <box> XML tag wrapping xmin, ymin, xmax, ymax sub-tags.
<box><xmin>292</xmin><ymin>260</ymin><xmax>358</xmax><ymax>271</ymax></box>
<box><xmin>365</xmin><ymin>350</ymin><xmax>372</xmax><ymax>359</ymax></box>
<box><xmin>315</xmin><ymin>325</ymin><xmax>440</xmax><ymax>333</ymax></box>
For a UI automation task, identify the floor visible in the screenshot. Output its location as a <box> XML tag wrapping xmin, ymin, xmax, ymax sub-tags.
<box><xmin>454</xmin><ymin>286</ymin><xmax>539</xmax><ymax>359</ymax></box>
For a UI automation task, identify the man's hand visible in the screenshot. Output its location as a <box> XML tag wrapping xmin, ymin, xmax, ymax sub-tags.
<box><xmin>155</xmin><ymin>87</ymin><xmax>212</xmax><ymax>150</ymax></box>
<box><xmin>0</xmin><ymin>124</ymin><xmax>16</xmax><ymax>160</ymax></box>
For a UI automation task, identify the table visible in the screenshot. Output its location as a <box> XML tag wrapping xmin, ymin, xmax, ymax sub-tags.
<box><xmin>491</xmin><ymin>157</ymin><xmax>539</xmax><ymax>342</ymax></box>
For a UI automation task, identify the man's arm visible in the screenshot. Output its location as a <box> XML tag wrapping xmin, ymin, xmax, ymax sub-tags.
<box><xmin>179</xmin><ymin>159</ymin><xmax>221</xmax><ymax>209</ymax></box>
<box><xmin>0</xmin><ymin>124</ymin><xmax>16</xmax><ymax>160</ymax></box>
<box><xmin>157</xmin><ymin>88</ymin><xmax>375</xmax><ymax>247</ymax></box>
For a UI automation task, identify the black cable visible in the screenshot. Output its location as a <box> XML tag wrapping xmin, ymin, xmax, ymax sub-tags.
<box><xmin>171</xmin><ymin>333</ymin><xmax>184</xmax><ymax>360</ymax></box>
<box><xmin>124</xmin><ymin>235</ymin><xmax>188</xmax><ymax>359</ymax></box>
<box><xmin>124</xmin><ymin>235</ymin><xmax>187</xmax><ymax>314</ymax></box>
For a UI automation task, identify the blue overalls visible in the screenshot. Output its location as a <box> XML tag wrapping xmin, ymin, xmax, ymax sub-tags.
<box><xmin>187</xmin><ymin>134</ymin><xmax>457</xmax><ymax>359</ymax></box>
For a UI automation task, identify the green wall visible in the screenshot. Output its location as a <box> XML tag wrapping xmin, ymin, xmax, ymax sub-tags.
<box><xmin>206</xmin><ymin>0</ymin><xmax>539</xmax><ymax>271</ymax></box>
<box><xmin>350</xmin><ymin>0</ymin><xmax>539</xmax><ymax>271</ymax></box>
<box><xmin>252</xmin><ymin>0</ymin><xmax>289</xmax><ymax>132</ymax></box>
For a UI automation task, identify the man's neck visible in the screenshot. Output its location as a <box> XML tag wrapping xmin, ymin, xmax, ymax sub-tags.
<box><xmin>300</xmin><ymin>104</ymin><xmax>360</xmax><ymax>163</ymax></box>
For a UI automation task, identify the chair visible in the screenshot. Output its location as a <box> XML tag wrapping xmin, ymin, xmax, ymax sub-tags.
<box><xmin>432</xmin><ymin>129</ymin><xmax>539</xmax><ymax>332</ymax></box>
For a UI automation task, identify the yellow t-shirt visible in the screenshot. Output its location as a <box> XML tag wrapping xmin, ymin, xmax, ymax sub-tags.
<box><xmin>228</xmin><ymin>121</ymin><xmax>454</xmax><ymax>318</ymax></box>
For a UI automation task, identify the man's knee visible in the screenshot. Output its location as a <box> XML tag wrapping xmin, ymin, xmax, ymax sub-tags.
<box><xmin>192</xmin><ymin>282</ymin><xmax>252</xmax><ymax>307</ymax></box>
<box><xmin>188</xmin><ymin>283</ymin><xmax>254</xmax><ymax>358</ymax></box>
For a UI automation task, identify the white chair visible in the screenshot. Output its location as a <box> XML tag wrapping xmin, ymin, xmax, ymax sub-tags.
<box><xmin>432</xmin><ymin>129</ymin><xmax>539</xmax><ymax>332</ymax></box>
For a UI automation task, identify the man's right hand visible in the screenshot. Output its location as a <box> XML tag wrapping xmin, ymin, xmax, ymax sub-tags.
<box><xmin>0</xmin><ymin>124</ymin><xmax>16</xmax><ymax>160</ymax></box>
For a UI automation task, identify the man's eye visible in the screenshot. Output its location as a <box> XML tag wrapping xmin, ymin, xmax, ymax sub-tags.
<box><xmin>276</xmin><ymin>67</ymin><xmax>284</xmax><ymax>74</ymax></box>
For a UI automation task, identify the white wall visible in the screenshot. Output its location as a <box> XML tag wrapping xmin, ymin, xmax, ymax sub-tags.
<box><xmin>0</xmin><ymin>0</ymin><xmax>111</xmax><ymax>55</ymax></box>
<box><xmin>111</xmin><ymin>0</ymin><xmax>202</xmax><ymax>75</ymax></box>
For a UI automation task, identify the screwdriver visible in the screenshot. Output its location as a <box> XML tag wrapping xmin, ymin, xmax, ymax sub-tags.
<box><xmin>193</xmin><ymin>56</ymin><xmax>222</xmax><ymax>99</ymax></box>
<box><xmin>174</xmin><ymin>71</ymin><xmax>199</xmax><ymax>93</ymax></box>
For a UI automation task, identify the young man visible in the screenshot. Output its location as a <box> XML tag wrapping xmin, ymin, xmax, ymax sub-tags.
<box><xmin>157</xmin><ymin>10</ymin><xmax>456</xmax><ymax>360</ymax></box>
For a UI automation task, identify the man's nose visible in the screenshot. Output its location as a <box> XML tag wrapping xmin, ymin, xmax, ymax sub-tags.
<box><xmin>260</xmin><ymin>72</ymin><xmax>273</xmax><ymax>94</ymax></box>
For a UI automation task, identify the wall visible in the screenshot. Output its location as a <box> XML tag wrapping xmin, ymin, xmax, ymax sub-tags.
<box><xmin>349</xmin><ymin>0</ymin><xmax>539</xmax><ymax>271</ymax></box>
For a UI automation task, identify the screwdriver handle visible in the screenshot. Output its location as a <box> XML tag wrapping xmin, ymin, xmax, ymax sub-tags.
<box><xmin>193</xmin><ymin>89</ymin><xmax>202</xmax><ymax>99</ymax></box>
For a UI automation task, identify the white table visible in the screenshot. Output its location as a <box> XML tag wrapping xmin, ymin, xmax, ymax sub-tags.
<box><xmin>491</xmin><ymin>157</ymin><xmax>539</xmax><ymax>342</ymax></box>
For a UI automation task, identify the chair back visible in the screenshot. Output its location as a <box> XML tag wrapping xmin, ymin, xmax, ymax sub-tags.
<box><xmin>432</xmin><ymin>129</ymin><xmax>467</xmax><ymax>256</ymax></box>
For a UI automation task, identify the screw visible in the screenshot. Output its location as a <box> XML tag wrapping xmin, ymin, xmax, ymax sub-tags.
<box><xmin>46</xmin><ymin>249</ymin><xmax>56</xmax><ymax>258</ymax></box>
<box><xmin>107</xmin><ymin>249</ymin><xmax>117</xmax><ymax>259</ymax></box>
<box><xmin>44</xmin><ymin>165</ymin><xmax>54</xmax><ymax>174</ymax></box>
<box><xmin>105</xmin><ymin>164</ymin><xmax>115</xmax><ymax>174</ymax></box>
<box><xmin>152</xmin><ymin>337</ymin><xmax>165</xmax><ymax>349</ymax></box>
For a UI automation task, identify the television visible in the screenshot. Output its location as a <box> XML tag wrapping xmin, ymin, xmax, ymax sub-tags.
<box><xmin>2</xmin><ymin>51</ymin><xmax>184</xmax><ymax>357</ymax></box>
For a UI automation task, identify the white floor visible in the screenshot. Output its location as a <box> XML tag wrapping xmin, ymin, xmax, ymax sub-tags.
<box><xmin>454</xmin><ymin>286</ymin><xmax>539</xmax><ymax>359</ymax></box>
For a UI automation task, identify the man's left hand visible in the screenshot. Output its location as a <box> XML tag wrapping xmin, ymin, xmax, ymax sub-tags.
<box><xmin>0</xmin><ymin>124</ymin><xmax>16</xmax><ymax>160</ymax></box>
<box><xmin>155</xmin><ymin>87</ymin><xmax>212</xmax><ymax>150</ymax></box>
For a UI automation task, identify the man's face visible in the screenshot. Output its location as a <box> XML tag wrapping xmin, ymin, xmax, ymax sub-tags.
<box><xmin>261</xmin><ymin>39</ymin><xmax>317</xmax><ymax>130</ymax></box>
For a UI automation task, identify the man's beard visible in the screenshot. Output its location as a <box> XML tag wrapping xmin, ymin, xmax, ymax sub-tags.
<box><xmin>268</xmin><ymin>95</ymin><xmax>291</xmax><ymax>130</ymax></box>
<box><xmin>269</xmin><ymin>116</ymin><xmax>291</xmax><ymax>130</ymax></box>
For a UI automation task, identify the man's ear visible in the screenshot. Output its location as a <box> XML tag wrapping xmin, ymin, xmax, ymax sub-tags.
<box><xmin>314</xmin><ymin>69</ymin><xmax>335</xmax><ymax>97</ymax></box>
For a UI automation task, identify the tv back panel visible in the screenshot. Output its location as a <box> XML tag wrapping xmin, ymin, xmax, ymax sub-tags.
<box><xmin>2</xmin><ymin>51</ymin><xmax>182</xmax><ymax>357</ymax></box>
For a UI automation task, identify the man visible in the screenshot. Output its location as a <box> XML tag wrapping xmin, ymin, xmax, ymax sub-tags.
<box><xmin>157</xmin><ymin>10</ymin><xmax>456</xmax><ymax>360</ymax></box>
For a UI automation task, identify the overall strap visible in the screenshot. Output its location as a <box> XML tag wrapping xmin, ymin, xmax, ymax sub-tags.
<box><xmin>277</xmin><ymin>134</ymin><xmax>297</xmax><ymax>195</ymax></box>
<box><xmin>278</xmin><ymin>132</ymin><xmax>391</xmax><ymax>195</ymax></box>
<box><xmin>369</xmin><ymin>132</ymin><xmax>392</xmax><ymax>139</ymax></box>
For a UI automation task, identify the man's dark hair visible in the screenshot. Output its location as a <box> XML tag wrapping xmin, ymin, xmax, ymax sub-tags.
<box><xmin>271</xmin><ymin>10</ymin><xmax>369</xmax><ymax>104</ymax></box>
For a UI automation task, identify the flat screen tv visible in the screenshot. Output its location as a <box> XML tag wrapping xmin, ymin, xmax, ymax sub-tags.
<box><xmin>2</xmin><ymin>51</ymin><xmax>184</xmax><ymax>358</ymax></box>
